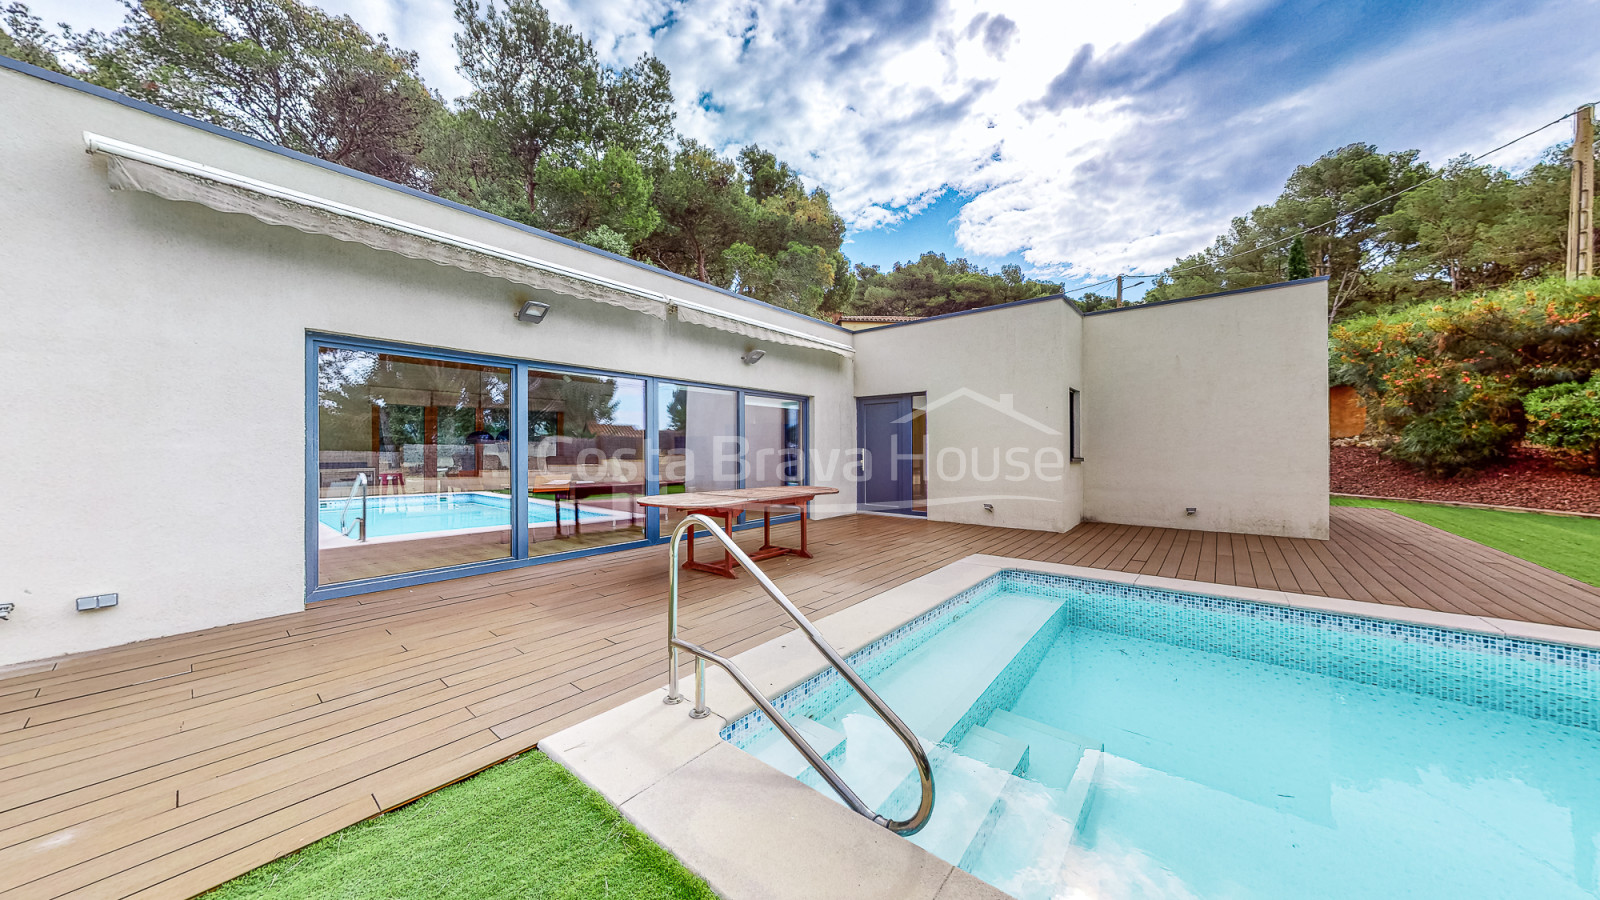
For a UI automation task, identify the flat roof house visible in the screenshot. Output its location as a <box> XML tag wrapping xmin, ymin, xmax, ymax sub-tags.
<box><xmin>0</xmin><ymin>58</ymin><xmax>1329</xmax><ymax>666</ymax></box>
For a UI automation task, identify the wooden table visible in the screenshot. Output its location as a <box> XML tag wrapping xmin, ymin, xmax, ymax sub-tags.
<box><xmin>637</xmin><ymin>485</ymin><xmax>841</xmax><ymax>578</ymax></box>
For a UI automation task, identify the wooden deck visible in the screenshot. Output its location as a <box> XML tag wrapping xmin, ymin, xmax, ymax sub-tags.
<box><xmin>3</xmin><ymin>508</ymin><xmax>1598</xmax><ymax>899</ymax></box>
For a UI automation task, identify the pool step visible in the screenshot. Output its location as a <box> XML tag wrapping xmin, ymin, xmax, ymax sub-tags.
<box><xmin>815</xmin><ymin>712</ymin><xmax>931</xmax><ymax>809</ymax></box>
<box><xmin>840</xmin><ymin>594</ymin><xmax>1064</xmax><ymax>742</ymax></box>
<box><xmin>899</xmin><ymin>727</ymin><xmax>1029</xmax><ymax>865</ymax></box>
<box><xmin>797</xmin><ymin>594</ymin><xmax>1062</xmax><ymax>810</ymax></box>
<box><xmin>983</xmin><ymin>709</ymin><xmax>1095</xmax><ymax>786</ymax></box>
<box><xmin>960</xmin><ymin>746</ymin><xmax>1107</xmax><ymax>899</ymax></box>
<box><xmin>745</xmin><ymin>715</ymin><xmax>845</xmax><ymax>778</ymax></box>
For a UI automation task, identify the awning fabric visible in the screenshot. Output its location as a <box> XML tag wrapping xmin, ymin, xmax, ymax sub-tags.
<box><xmin>86</xmin><ymin>134</ymin><xmax>854</xmax><ymax>357</ymax></box>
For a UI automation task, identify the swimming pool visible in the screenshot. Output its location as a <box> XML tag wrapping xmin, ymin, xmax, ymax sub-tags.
<box><xmin>724</xmin><ymin>570</ymin><xmax>1600</xmax><ymax>899</ymax></box>
<box><xmin>316</xmin><ymin>491</ymin><xmax>623</xmax><ymax>539</ymax></box>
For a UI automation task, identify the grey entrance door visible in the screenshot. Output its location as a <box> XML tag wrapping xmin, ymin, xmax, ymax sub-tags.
<box><xmin>857</xmin><ymin>395</ymin><xmax>914</xmax><ymax>513</ymax></box>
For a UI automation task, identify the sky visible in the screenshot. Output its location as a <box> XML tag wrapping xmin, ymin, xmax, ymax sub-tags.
<box><xmin>28</xmin><ymin>0</ymin><xmax>1600</xmax><ymax>297</ymax></box>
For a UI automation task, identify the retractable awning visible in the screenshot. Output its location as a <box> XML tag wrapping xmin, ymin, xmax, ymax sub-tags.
<box><xmin>83</xmin><ymin>133</ymin><xmax>854</xmax><ymax>357</ymax></box>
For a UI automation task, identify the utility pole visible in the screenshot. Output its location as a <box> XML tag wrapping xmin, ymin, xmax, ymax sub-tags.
<box><xmin>1569</xmin><ymin>104</ymin><xmax>1594</xmax><ymax>280</ymax></box>
<box><xmin>1115</xmin><ymin>274</ymin><xmax>1124</xmax><ymax>306</ymax></box>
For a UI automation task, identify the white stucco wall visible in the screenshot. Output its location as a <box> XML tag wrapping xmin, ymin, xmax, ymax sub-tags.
<box><xmin>0</xmin><ymin>68</ymin><xmax>856</xmax><ymax>665</ymax></box>
<box><xmin>851</xmin><ymin>299</ymin><xmax>1083</xmax><ymax>532</ymax></box>
<box><xmin>1081</xmin><ymin>281</ymin><xmax>1331</xmax><ymax>539</ymax></box>
<box><xmin>0</xmin><ymin>63</ymin><xmax>1333</xmax><ymax>666</ymax></box>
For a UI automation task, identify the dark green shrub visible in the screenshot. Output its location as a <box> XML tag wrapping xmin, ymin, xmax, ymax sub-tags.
<box><xmin>1525</xmin><ymin>373</ymin><xmax>1600</xmax><ymax>473</ymax></box>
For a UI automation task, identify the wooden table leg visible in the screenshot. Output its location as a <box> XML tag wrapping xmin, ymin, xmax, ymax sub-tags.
<box><xmin>681</xmin><ymin>508</ymin><xmax>740</xmax><ymax>578</ymax></box>
<box><xmin>795</xmin><ymin>500</ymin><xmax>812</xmax><ymax>558</ymax></box>
<box><xmin>750</xmin><ymin>501</ymin><xmax>813</xmax><ymax>561</ymax></box>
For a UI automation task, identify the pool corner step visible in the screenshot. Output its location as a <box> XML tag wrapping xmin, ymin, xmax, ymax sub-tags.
<box><xmin>899</xmin><ymin>731</ymin><xmax>1027</xmax><ymax>867</ymax></box>
<box><xmin>984</xmin><ymin>709</ymin><xmax>1095</xmax><ymax>786</ymax></box>
<box><xmin>746</xmin><ymin>715</ymin><xmax>845</xmax><ymax>778</ymax></box>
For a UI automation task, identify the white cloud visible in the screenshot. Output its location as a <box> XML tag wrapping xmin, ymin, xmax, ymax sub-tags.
<box><xmin>27</xmin><ymin>0</ymin><xmax>1598</xmax><ymax>277</ymax></box>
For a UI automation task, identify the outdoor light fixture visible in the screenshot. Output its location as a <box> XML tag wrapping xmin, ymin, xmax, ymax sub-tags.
<box><xmin>742</xmin><ymin>348</ymin><xmax>766</xmax><ymax>365</ymax></box>
<box><xmin>515</xmin><ymin>299</ymin><xmax>551</xmax><ymax>323</ymax></box>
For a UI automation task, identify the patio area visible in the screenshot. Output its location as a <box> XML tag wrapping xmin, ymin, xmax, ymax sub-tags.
<box><xmin>3</xmin><ymin>509</ymin><xmax>1598</xmax><ymax>900</ymax></box>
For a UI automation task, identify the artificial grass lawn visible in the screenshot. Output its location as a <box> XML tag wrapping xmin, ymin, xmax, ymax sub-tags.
<box><xmin>1331</xmin><ymin>496</ymin><xmax>1600</xmax><ymax>587</ymax></box>
<box><xmin>204</xmin><ymin>752</ymin><xmax>714</xmax><ymax>900</ymax></box>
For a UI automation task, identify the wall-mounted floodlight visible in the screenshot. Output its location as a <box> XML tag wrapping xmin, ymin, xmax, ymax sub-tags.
<box><xmin>515</xmin><ymin>299</ymin><xmax>551</xmax><ymax>323</ymax></box>
<box><xmin>742</xmin><ymin>348</ymin><xmax>766</xmax><ymax>365</ymax></box>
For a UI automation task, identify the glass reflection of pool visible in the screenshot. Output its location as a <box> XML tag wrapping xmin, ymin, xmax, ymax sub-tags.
<box><xmin>317</xmin><ymin>491</ymin><xmax>621</xmax><ymax>539</ymax></box>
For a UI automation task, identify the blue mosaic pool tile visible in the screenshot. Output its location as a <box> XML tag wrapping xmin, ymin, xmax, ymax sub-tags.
<box><xmin>724</xmin><ymin>570</ymin><xmax>1600</xmax><ymax>748</ymax></box>
<box><xmin>718</xmin><ymin>576</ymin><xmax>1005</xmax><ymax>748</ymax></box>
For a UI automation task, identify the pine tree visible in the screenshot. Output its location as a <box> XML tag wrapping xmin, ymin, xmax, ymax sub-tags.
<box><xmin>1286</xmin><ymin>235</ymin><xmax>1311</xmax><ymax>280</ymax></box>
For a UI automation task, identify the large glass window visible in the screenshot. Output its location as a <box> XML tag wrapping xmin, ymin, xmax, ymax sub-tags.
<box><xmin>316</xmin><ymin>349</ymin><xmax>513</xmax><ymax>586</ymax></box>
<box><xmin>745</xmin><ymin>395</ymin><xmax>803</xmax><ymax>488</ymax></box>
<box><xmin>657</xmin><ymin>384</ymin><xmax>740</xmax><ymax>494</ymax></box>
<box><xmin>527</xmin><ymin>369</ymin><xmax>647</xmax><ymax>555</ymax></box>
<box><xmin>312</xmin><ymin>341</ymin><xmax>809</xmax><ymax>593</ymax></box>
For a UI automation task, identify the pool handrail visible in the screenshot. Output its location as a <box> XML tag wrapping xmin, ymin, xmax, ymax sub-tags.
<box><xmin>663</xmin><ymin>513</ymin><xmax>935</xmax><ymax>835</ymax></box>
<box><xmin>337</xmin><ymin>472</ymin><xmax>368</xmax><ymax>542</ymax></box>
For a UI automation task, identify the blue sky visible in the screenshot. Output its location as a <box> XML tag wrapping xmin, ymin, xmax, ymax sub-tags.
<box><xmin>32</xmin><ymin>0</ymin><xmax>1600</xmax><ymax>297</ymax></box>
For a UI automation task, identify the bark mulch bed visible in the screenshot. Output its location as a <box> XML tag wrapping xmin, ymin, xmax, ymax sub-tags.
<box><xmin>1331</xmin><ymin>444</ymin><xmax>1600</xmax><ymax>514</ymax></box>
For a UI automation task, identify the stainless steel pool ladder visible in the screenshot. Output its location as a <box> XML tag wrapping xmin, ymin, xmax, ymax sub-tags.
<box><xmin>663</xmin><ymin>513</ymin><xmax>935</xmax><ymax>835</ymax></box>
<box><xmin>338</xmin><ymin>472</ymin><xmax>368</xmax><ymax>542</ymax></box>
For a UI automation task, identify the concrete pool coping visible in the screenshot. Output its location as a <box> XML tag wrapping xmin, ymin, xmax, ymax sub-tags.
<box><xmin>541</xmin><ymin>554</ymin><xmax>1600</xmax><ymax>900</ymax></box>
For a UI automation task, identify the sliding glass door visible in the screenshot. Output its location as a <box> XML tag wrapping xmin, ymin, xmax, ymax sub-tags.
<box><xmin>315</xmin><ymin>348</ymin><xmax>514</xmax><ymax>586</ymax></box>
<box><xmin>310</xmin><ymin>337</ymin><xmax>809</xmax><ymax>597</ymax></box>
<box><xmin>527</xmin><ymin>369</ymin><xmax>648</xmax><ymax>556</ymax></box>
<box><xmin>745</xmin><ymin>395</ymin><xmax>803</xmax><ymax>488</ymax></box>
<box><xmin>657</xmin><ymin>383</ymin><xmax>740</xmax><ymax>494</ymax></box>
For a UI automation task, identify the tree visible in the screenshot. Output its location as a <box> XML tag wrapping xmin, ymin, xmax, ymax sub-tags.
<box><xmin>739</xmin><ymin>144</ymin><xmax>800</xmax><ymax>203</ymax></box>
<box><xmin>579</xmin><ymin>224</ymin><xmax>632</xmax><ymax>255</ymax></box>
<box><xmin>638</xmin><ymin>140</ymin><xmax>747</xmax><ymax>282</ymax></box>
<box><xmin>1</xmin><ymin>3</ymin><xmax>65</xmax><ymax>70</ymax></box>
<box><xmin>420</xmin><ymin>105</ymin><xmax>531</xmax><ymax>222</ymax></box>
<box><xmin>535</xmin><ymin>147</ymin><xmax>659</xmax><ymax>248</ymax></box>
<box><xmin>1145</xmin><ymin>144</ymin><xmax>1430</xmax><ymax>315</ymax></box>
<box><xmin>724</xmin><ymin>241</ymin><xmax>835</xmax><ymax>315</ymax></box>
<box><xmin>1074</xmin><ymin>291</ymin><xmax>1120</xmax><ymax>312</ymax></box>
<box><xmin>1286</xmin><ymin>235</ymin><xmax>1311</xmax><ymax>280</ymax></box>
<box><xmin>850</xmin><ymin>252</ymin><xmax>1062</xmax><ymax>317</ymax></box>
<box><xmin>1375</xmin><ymin>157</ymin><xmax>1514</xmax><ymax>294</ymax></box>
<box><xmin>451</xmin><ymin>0</ymin><xmax>671</xmax><ymax>214</ymax></box>
<box><xmin>820</xmin><ymin>252</ymin><xmax>856</xmax><ymax>315</ymax></box>
<box><xmin>75</xmin><ymin>0</ymin><xmax>439</xmax><ymax>186</ymax></box>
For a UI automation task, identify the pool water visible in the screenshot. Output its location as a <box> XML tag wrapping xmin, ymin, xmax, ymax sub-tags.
<box><xmin>726</xmin><ymin>572</ymin><xmax>1600</xmax><ymax>899</ymax></box>
<box><xmin>317</xmin><ymin>491</ymin><xmax>617</xmax><ymax>538</ymax></box>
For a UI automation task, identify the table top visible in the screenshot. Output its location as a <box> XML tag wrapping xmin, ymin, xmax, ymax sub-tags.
<box><xmin>635</xmin><ymin>485</ymin><xmax>839</xmax><ymax>510</ymax></box>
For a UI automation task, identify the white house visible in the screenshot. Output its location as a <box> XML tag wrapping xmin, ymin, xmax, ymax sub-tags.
<box><xmin>0</xmin><ymin>58</ymin><xmax>1329</xmax><ymax>666</ymax></box>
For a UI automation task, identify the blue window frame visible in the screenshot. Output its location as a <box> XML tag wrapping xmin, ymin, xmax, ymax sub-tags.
<box><xmin>305</xmin><ymin>333</ymin><xmax>810</xmax><ymax>602</ymax></box>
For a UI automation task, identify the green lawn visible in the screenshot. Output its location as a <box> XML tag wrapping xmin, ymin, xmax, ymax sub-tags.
<box><xmin>1331</xmin><ymin>496</ymin><xmax>1600</xmax><ymax>587</ymax></box>
<box><xmin>204</xmin><ymin>752</ymin><xmax>714</xmax><ymax>900</ymax></box>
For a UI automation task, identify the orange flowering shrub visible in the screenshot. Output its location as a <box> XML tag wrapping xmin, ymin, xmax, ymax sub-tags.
<box><xmin>1330</xmin><ymin>278</ymin><xmax>1600</xmax><ymax>474</ymax></box>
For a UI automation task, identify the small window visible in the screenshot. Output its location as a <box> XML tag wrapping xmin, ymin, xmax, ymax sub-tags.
<box><xmin>1069</xmin><ymin>388</ymin><xmax>1083</xmax><ymax>462</ymax></box>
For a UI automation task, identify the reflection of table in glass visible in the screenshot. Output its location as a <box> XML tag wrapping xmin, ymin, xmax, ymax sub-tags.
<box><xmin>637</xmin><ymin>486</ymin><xmax>841</xmax><ymax>578</ymax></box>
<box><xmin>530</xmin><ymin>480</ymin><xmax>673</xmax><ymax>536</ymax></box>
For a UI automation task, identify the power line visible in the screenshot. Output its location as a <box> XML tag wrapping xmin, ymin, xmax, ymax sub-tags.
<box><xmin>1062</xmin><ymin>106</ymin><xmax>1581</xmax><ymax>296</ymax></box>
<box><xmin>1157</xmin><ymin>108</ymin><xmax>1579</xmax><ymax>280</ymax></box>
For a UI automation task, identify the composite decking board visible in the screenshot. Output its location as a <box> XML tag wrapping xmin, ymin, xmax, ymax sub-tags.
<box><xmin>1351</xmin><ymin>506</ymin><xmax>1598</xmax><ymax>609</ymax></box>
<box><xmin>1137</xmin><ymin>529</ymin><xmax>1177</xmax><ymax>575</ymax></box>
<box><xmin>1348</xmin><ymin>509</ymin><xmax>1600</xmax><ymax>629</ymax></box>
<box><xmin>3</xmin><ymin>512</ymin><xmax>1599</xmax><ymax>899</ymax></box>
<box><xmin>1329</xmin><ymin>512</ymin><xmax>1500</xmax><ymax>618</ymax></box>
